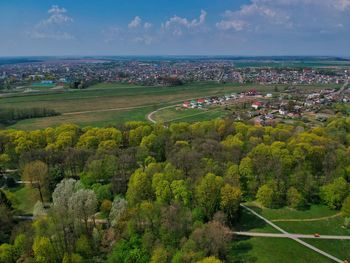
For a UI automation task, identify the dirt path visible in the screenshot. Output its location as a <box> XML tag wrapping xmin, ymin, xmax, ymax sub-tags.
<box><xmin>234</xmin><ymin>231</ymin><xmax>350</xmax><ymax>240</ymax></box>
<box><xmin>271</xmin><ymin>213</ymin><xmax>342</xmax><ymax>222</ymax></box>
<box><xmin>146</xmin><ymin>104</ymin><xmax>180</xmax><ymax>123</ymax></box>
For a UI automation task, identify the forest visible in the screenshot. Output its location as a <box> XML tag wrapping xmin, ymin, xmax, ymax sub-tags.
<box><xmin>1</xmin><ymin>117</ymin><xmax>350</xmax><ymax>263</ymax></box>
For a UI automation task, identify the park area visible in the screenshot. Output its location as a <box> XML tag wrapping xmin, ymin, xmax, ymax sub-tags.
<box><xmin>230</xmin><ymin>202</ymin><xmax>350</xmax><ymax>262</ymax></box>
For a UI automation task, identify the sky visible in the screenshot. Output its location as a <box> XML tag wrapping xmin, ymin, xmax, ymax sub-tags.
<box><xmin>0</xmin><ymin>0</ymin><xmax>349</xmax><ymax>56</ymax></box>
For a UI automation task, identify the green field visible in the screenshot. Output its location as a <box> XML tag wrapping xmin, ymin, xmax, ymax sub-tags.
<box><xmin>241</xmin><ymin>203</ymin><xmax>350</xmax><ymax>261</ymax></box>
<box><xmin>153</xmin><ymin>107</ymin><xmax>230</xmax><ymax>123</ymax></box>
<box><xmin>230</xmin><ymin>237</ymin><xmax>332</xmax><ymax>263</ymax></box>
<box><xmin>1</xmin><ymin>82</ymin><xmax>340</xmax><ymax>130</ymax></box>
<box><xmin>5</xmin><ymin>186</ymin><xmax>39</xmax><ymax>215</ymax></box>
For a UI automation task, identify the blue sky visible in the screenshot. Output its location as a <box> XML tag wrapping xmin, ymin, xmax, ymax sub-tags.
<box><xmin>0</xmin><ymin>0</ymin><xmax>349</xmax><ymax>56</ymax></box>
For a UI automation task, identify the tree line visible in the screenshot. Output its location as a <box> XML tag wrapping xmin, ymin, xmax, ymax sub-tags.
<box><xmin>0</xmin><ymin>107</ymin><xmax>60</xmax><ymax>125</ymax></box>
<box><xmin>0</xmin><ymin>117</ymin><xmax>350</xmax><ymax>262</ymax></box>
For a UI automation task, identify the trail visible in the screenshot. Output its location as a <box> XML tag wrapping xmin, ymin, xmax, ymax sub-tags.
<box><xmin>234</xmin><ymin>231</ymin><xmax>350</xmax><ymax>240</ymax></box>
<box><xmin>271</xmin><ymin>213</ymin><xmax>341</xmax><ymax>222</ymax></box>
<box><xmin>147</xmin><ymin>104</ymin><xmax>180</xmax><ymax>123</ymax></box>
<box><xmin>240</xmin><ymin>204</ymin><xmax>345</xmax><ymax>263</ymax></box>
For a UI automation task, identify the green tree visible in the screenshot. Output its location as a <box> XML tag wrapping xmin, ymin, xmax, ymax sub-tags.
<box><xmin>341</xmin><ymin>195</ymin><xmax>350</xmax><ymax>217</ymax></box>
<box><xmin>22</xmin><ymin>160</ymin><xmax>49</xmax><ymax>203</ymax></box>
<box><xmin>196</xmin><ymin>256</ymin><xmax>222</xmax><ymax>263</ymax></box>
<box><xmin>287</xmin><ymin>187</ymin><xmax>304</xmax><ymax>209</ymax></box>
<box><xmin>126</xmin><ymin>169</ymin><xmax>153</xmax><ymax>206</ymax></box>
<box><xmin>320</xmin><ymin>177</ymin><xmax>349</xmax><ymax>209</ymax></box>
<box><xmin>32</xmin><ymin>236</ymin><xmax>57</xmax><ymax>263</ymax></box>
<box><xmin>195</xmin><ymin>173</ymin><xmax>224</xmax><ymax>219</ymax></box>
<box><xmin>256</xmin><ymin>184</ymin><xmax>275</xmax><ymax>208</ymax></box>
<box><xmin>220</xmin><ymin>184</ymin><xmax>242</xmax><ymax>224</ymax></box>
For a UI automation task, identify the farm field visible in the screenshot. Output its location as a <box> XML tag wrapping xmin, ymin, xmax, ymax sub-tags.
<box><xmin>1</xmin><ymin>82</ymin><xmax>341</xmax><ymax>130</ymax></box>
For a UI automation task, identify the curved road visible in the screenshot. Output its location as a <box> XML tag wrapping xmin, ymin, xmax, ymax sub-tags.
<box><xmin>241</xmin><ymin>204</ymin><xmax>345</xmax><ymax>263</ymax></box>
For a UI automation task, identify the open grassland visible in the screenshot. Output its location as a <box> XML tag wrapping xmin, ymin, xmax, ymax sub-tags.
<box><xmin>1</xmin><ymin>82</ymin><xmax>341</xmax><ymax>129</ymax></box>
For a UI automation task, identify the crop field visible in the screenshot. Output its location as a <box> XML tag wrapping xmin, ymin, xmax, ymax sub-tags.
<box><xmin>0</xmin><ymin>82</ymin><xmax>341</xmax><ymax>130</ymax></box>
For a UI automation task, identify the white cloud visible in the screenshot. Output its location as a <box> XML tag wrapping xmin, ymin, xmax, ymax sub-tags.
<box><xmin>216</xmin><ymin>20</ymin><xmax>248</xmax><ymax>31</ymax></box>
<box><xmin>128</xmin><ymin>16</ymin><xmax>142</xmax><ymax>28</ymax></box>
<box><xmin>29</xmin><ymin>5</ymin><xmax>74</xmax><ymax>40</ymax></box>
<box><xmin>164</xmin><ymin>10</ymin><xmax>207</xmax><ymax>29</ymax></box>
<box><xmin>144</xmin><ymin>22</ymin><xmax>153</xmax><ymax>29</ymax></box>
<box><xmin>216</xmin><ymin>0</ymin><xmax>349</xmax><ymax>33</ymax></box>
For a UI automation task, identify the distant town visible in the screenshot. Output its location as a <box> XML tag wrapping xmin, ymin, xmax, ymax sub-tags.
<box><xmin>1</xmin><ymin>58</ymin><xmax>349</xmax><ymax>92</ymax></box>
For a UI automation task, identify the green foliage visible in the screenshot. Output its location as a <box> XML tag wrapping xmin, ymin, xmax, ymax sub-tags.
<box><xmin>341</xmin><ymin>195</ymin><xmax>350</xmax><ymax>217</ymax></box>
<box><xmin>195</xmin><ymin>173</ymin><xmax>224</xmax><ymax>219</ymax></box>
<box><xmin>287</xmin><ymin>187</ymin><xmax>305</xmax><ymax>209</ymax></box>
<box><xmin>320</xmin><ymin>177</ymin><xmax>349</xmax><ymax>209</ymax></box>
<box><xmin>32</xmin><ymin>236</ymin><xmax>57</xmax><ymax>263</ymax></box>
<box><xmin>256</xmin><ymin>184</ymin><xmax>275</xmax><ymax>208</ymax></box>
<box><xmin>220</xmin><ymin>184</ymin><xmax>242</xmax><ymax>223</ymax></box>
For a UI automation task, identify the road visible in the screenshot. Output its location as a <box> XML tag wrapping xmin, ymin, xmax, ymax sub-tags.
<box><xmin>240</xmin><ymin>204</ymin><xmax>345</xmax><ymax>263</ymax></box>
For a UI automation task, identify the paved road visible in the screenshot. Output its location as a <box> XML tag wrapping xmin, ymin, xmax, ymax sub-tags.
<box><xmin>234</xmin><ymin>231</ymin><xmax>350</xmax><ymax>240</ymax></box>
<box><xmin>240</xmin><ymin>204</ymin><xmax>345</xmax><ymax>263</ymax></box>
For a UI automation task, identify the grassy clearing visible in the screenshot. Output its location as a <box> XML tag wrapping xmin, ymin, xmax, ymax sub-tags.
<box><xmin>242</xmin><ymin>202</ymin><xmax>350</xmax><ymax>261</ymax></box>
<box><xmin>5</xmin><ymin>186</ymin><xmax>39</xmax><ymax>215</ymax></box>
<box><xmin>246</xmin><ymin>202</ymin><xmax>338</xmax><ymax>220</ymax></box>
<box><xmin>230</xmin><ymin>237</ymin><xmax>331</xmax><ymax>263</ymax></box>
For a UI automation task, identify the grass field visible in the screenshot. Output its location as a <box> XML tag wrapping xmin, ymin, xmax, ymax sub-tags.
<box><xmin>230</xmin><ymin>237</ymin><xmax>332</xmax><ymax>263</ymax></box>
<box><xmin>242</xmin><ymin>202</ymin><xmax>350</xmax><ymax>261</ymax></box>
<box><xmin>1</xmin><ymin>82</ymin><xmax>340</xmax><ymax>130</ymax></box>
<box><xmin>153</xmin><ymin>107</ymin><xmax>230</xmax><ymax>123</ymax></box>
<box><xmin>5</xmin><ymin>186</ymin><xmax>39</xmax><ymax>215</ymax></box>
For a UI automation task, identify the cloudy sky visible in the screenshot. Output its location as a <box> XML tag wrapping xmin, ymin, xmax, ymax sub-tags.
<box><xmin>0</xmin><ymin>0</ymin><xmax>349</xmax><ymax>56</ymax></box>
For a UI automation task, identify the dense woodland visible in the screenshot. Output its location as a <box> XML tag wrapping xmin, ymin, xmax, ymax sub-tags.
<box><xmin>1</xmin><ymin>117</ymin><xmax>350</xmax><ymax>262</ymax></box>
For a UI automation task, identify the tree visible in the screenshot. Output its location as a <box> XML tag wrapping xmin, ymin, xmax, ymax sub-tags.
<box><xmin>195</xmin><ymin>173</ymin><xmax>224</xmax><ymax>220</ymax></box>
<box><xmin>342</xmin><ymin>195</ymin><xmax>350</xmax><ymax>217</ymax></box>
<box><xmin>0</xmin><ymin>243</ymin><xmax>16</xmax><ymax>263</ymax></box>
<box><xmin>196</xmin><ymin>256</ymin><xmax>222</xmax><ymax>263</ymax></box>
<box><xmin>287</xmin><ymin>187</ymin><xmax>304</xmax><ymax>209</ymax></box>
<box><xmin>150</xmin><ymin>246</ymin><xmax>169</xmax><ymax>263</ymax></box>
<box><xmin>68</xmin><ymin>189</ymin><xmax>97</xmax><ymax>235</ymax></box>
<box><xmin>32</xmin><ymin>236</ymin><xmax>57</xmax><ymax>263</ymax></box>
<box><xmin>320</xmin><ymin>177</ymin><xmax>349</xmax><ymax>209</ymax></box>
<box><xmin>256</xmin><ymin>184</ymin><xmax>275</xmax><ymax>208</ymax></box>
<box><xmin>220</xmin><ymin>184</ymin><xmax>242</xmax><ymax>224</ymax></box>
<box><xmin>109</xmin><ymin>196</ymin><xmax>127</xmax><ymax>227</ymax></box>
<box><xmin>126</xmin><ymin>169</ymin><xmax>153</xmax><ymax>206</ymax></box>
<box><xmin>22</xmin><ymin>160</ymin><xmax>49</xmax><ymax>203</ymax></box>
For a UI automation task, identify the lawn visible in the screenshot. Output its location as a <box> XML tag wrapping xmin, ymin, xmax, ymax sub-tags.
<box><xmin>241</xmin><ymin>202</ymin><xmax>350</xmax><ymax>261</ymax></box>
<box><xmin>5</xmin><ymin>186</ymin><xmax>40</xmax><ymax>215</ymax></box>
<box><xmin>229</xmin><ymin>237</ymin><xmax>332</xmax><ymax>263</ymax></box>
